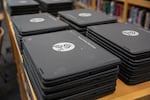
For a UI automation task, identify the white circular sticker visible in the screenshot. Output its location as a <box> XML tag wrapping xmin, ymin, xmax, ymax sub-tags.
<box><xmin>30</xmin><ymin>18</ymin><xmax>45</xmax><ymax>23</ymax></box>
<box><xmin>52</xmin><ymin>42</ymin><xmax>75</xmax><ymax>52</ymax></box>
<box><xmin>122</xmin><ymin>30</ymin><xmax>139</xmax><ymax>36</ymax></box>
<box><xmin>19</xmin><ymin>0</ymin><xmax>27</xmax><ymax>3</ymax></box>
<box><xmin>78</xmin><ymin>13</ymin><xmax>92</xmax><ymax>17</ymax></box>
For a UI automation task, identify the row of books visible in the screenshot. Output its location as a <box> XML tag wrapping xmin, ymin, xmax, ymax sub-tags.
<box><xmin>96</xmin><ymin>0</ymin><xmax>123</xmax><ymax>17</ymax></box>
<box><xmin>77</xmin><ymin>0</ymin><xmax>150</xmax><ymax>30</ymax></box>
<box><xmin>77</xmin><ymin>0</ymin><xmax>93</xmax><ymax>8</ymax></box>
<box><xmin>128</xmin><ymin>6</ymin><xmax>150</xmax><ymax>30</ymax></box>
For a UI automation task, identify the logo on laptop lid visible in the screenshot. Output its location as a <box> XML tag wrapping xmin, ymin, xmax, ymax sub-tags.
<box><xmin>30</xmin><ymin>18</ymin><xmax>45</xmax><ymax>23</ymax></box>
<box><xmin>52</xmin><ymin>42</ymin><xmax>75</xmax><ymax>52</ymax></box>
<box><xmin>122</xmin><ymin>30</ymin><xmax>139</xmax><ymax>36</ymax></box>
<box><xmin>78</xmin><ymin>13</ymin><xmax>92</xmax><ymax>17</ymax></box>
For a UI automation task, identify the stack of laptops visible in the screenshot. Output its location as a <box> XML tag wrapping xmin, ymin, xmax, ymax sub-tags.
<box><xmin>58</xmin><ymin>9</ymin><xmax>117</xmax><ymax>35</ymax></box>
<box><xmin>7</xmin><ymin>0</ymin><xmax>39</xmax><ymax>16</ymax></box>
<box><xmin>37</xmin><ymin>0</ymin><xmax>73</xmax><ymax>16</ymax></box>
<box><xmin>11</xmin><ymin>13</ymin><xmax>69</xmax><ymax>51</ymax></box>
<box><xmin>87</xmin><ymin>23</ymin><xmax>150</xmax><ymax>85</ymax></box>
<box><xmin>22</xmin><ymin>30</ymin><xmax>121</xmax><ymax>100</ymax></box>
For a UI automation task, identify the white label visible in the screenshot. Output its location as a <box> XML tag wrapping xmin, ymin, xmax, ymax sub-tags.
<box><xmin>52</xmin><ymin>42</ymin><xmax>75</xmax><ymax>52</ymax></box>
<box><xmin>78</xmin><ymin>13</ymin><xmax>92</xmax><ymax>17</ymax></box>
<box><xmin>78</xmin><ymin>36</ymin><xmax>96</xmax><ymax>49</ymax></box>
<box><xmin>122</xmin><ymin>30</ymin><xmax>139</xmax><ymax>36</ymax></box>
<box><xmin>30</xmin><ymin>18</ymin><xmax>45</xmax><ymax>23</ymax></box>
<box><xmin>19</xmin><ymin>0</ymin><xmax>27</xmax><ymax>3</ymax></box>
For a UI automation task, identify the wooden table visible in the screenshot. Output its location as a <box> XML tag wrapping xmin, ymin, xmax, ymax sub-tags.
<box><xmin>3</xmin><ymin>0</ymin><xmax>150</xmax><ymax>100</ymax></box>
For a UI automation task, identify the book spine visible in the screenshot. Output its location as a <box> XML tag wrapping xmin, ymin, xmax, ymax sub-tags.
<box><xmin>97</xmin><ymin>0</ymin><xmax>100</xmax><ymax>11</ymax></box>
<box><xmin>144</xmin><ymin>12</ymin><xmax>150</xmax><ymax>30</ymax></box>
<box><xmin>133</xmin><ymin>8</ymin><xmax>139</xmax><ymax>24</ymax></box>
<box><xmin>110</xmin><ymin>1</ymin><xmax>115</xmax><ymax>16</ymax></box>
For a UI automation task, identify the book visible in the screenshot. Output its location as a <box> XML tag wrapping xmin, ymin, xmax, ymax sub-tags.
<box><xmin>128</xmin><ymin>7</ymin><xmax>134</xmax><ymax>23</ymax></box>
<box><xmin>97</xmin><ymin>0</ymin><xmax>103</xmax><ymax>11</ymax></box>
<box><xmin>105</xmin><ymin>1</ymin><xmax>110</xmax><ymax>14</ymax></box>
<box><xmin>141</xmin><ymin>10</ymin><xmax>146</xmax><ymax>27</ymax></box>
<box><xmin>144</xmin><ymin>12</ymin><xmax>150</xmax><ymax>29</ymax></box>
<box><xmin>110</xmin><ymin>1</ymin><xmax>115</xmax><ymax>16</ymax></box>
<box><xmin>133</xmin><ymin>8</ymin><xmax>139</xmax><ymax>24</ymax></box>
<box><xmin>97</xmin><ymin>0</ymin><xmax>100</xmax><ymax>11</ymax></box>
<box><xmin>102</xmin><ymin>0</ymin><xmax>106</xmax><ymax>12</ymax></box>
<box><xmin>137</xmin><ymin>10</ymin><xmax>143</xmax><ymax>26</ymax></box>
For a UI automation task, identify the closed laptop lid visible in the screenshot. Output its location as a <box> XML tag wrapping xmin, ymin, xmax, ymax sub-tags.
<box><xmin>23</xmin><ymin>30</ymin><xmax>120</xmax><ymax>81</ymax></box>
<box><xmin>59</xmin><ymin>9</ymin><xmax>116</xmax><ymax>27</ymax></box>
<box><xmin>88</xmin><ymin>23</ymin><xmax>150</xmax><ymax>55</ymax></box>
<box><xmin>7</xmin><ymin>0</ymin><xmax>39</xmax><ymax>7</ymax></box>
<box><xmin>12</xmin><ymin>13</ymin><xmax>68</xmax><ymax>34</ymax></box>
<box><xmin>40</xmin><ymin>0</ymin><xmax>73</xmax><ymax>4</ymax></box>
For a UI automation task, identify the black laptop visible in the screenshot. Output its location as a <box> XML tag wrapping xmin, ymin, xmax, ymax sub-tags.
<box><xmin>22</xmin><ymin>30</ymin><xmax>120</xmax><ymax>99</ymax></box>
<box><xmin>38</xmin><ymin>0</ymin><xmax>73</xmax><ymax>8</ymax></box>
<box><xmin>7</xmin><ymin>0</ymin><xmax>39</xmax><ymax>15</ymax></box>
<box><xmin>87</xmin><ymin>23</ymin><xmax>150</xmax><ymax>60</ymax></box>
<box><xmin>12</xmin><ymin>13</ymin><xmax>69</xmax><ymax>36</ymax></box>
<box><xmin>37</xmin><ymin>0</ymin><xmax>73</xmax><ymax>16</ymax></box>
<box><xmin>87</xmin><ymin>23</ymin><xmax>150</xmax><ymax>84</ymax></box>
<box><xmin>12</xmin><ymin>13</ymin><xmax>69</xmax><ymax>51</ymax></box>
<box><xmin>22</xmin><ymin>30</ymin><xmax>120</xmax><ymax>83</ymax></box>
<box><xmin>58</xmin><ymin>9</ymin><xmax>117</xmax><ymax>34</ymax></box>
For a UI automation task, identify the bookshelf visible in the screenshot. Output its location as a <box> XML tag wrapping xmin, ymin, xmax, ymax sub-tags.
<box><xmin>75</xmin><ymin>0</ymin><xmax>150</xmax><ymax>26</ymax></box>
<box><xmin>128</xmin><ymin>0</ymin><xmax>150</xmax><ymax>9</ymax></box>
